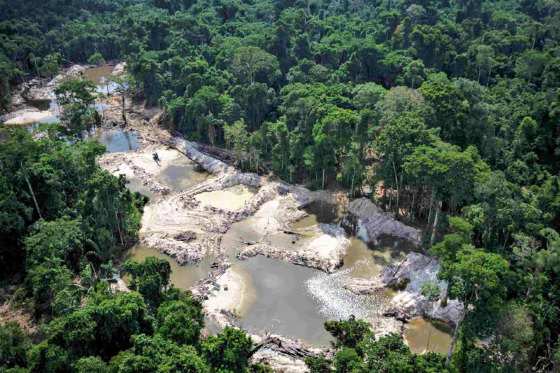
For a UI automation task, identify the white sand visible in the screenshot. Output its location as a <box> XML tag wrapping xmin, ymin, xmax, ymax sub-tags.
<box><xmin>195</xmin><ymin>185</ymin><xmax>255</xmax><ymax>211</ymax></box>
<box><xmin>4</xmin><ymin>111</ymin><xmax>54</xmax><ymax>125</ymax></box>
<box><xmin>204</xmin><ymin>266</ymin><xmax>256</xmax><ymax>323</ymax></box>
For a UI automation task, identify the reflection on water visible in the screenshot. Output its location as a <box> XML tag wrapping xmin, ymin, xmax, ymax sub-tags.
<box><xmin>8</xmin><ymin>65</ymin><xmax>116</xmax><ymax>130</ymax></box>
<box><xmin>195</xmin><ymin>185</ymin><xmax>256</xmax><ymax>211</ymax></box>
<box><xmin>404</xmin><ymin>317</ymin><xmax>453</xmax><ymax>354</ymax></box>
<box><xmin>83</xmin><ymin>65</ymin><xmax>121</xmax><ymax>94</ymax></box>
<box><xmin>84</xmin><ymin>65</ymin><xmax>114</xmax><ymax>84</ymax></box>
<box><xmin>221</xmin><ymin>208</ymin><xmax>319</xmax><ymax>257</ymax></box>
<box><xmin>159</xmin><ymin>160</ymin><xmax>209</xmax><ymax>192</ymax></box>
<box><xmin>291</xmin><ymin>214</ymin><xmax>318</xmax><ymax>230</ymax></box>
<box><xmin>343</xmin><ymin>238</ymin><xmax>385</xmax><ymax>279</ymax></box>
<box><xmin>343</xmin><ymin>236</ymin><xmax>410</xmax><ymax>279</ymax></box>
<box><xmin>125</xmin><ymin>245</ymin><xmax>213</xmax><ymax>290</ymax></box>
<box><xmin>302</xmin><ymin>200</ymin><xmax>343</xmax><ymax>224</ymax></box>
<box><xmin>94</xmin><ymin>128</ymin><xmax>139</xmax><ymax>152</ymax></box>
<box><xmin>236</xmin><ymin>256</ymin><xmax>333</xmax><ymax>346</ymax></box>
<box><xmin>125</xmin><ymin>177</ymin><xmax>156</xmax><ymax>200</ymax></box>
<box><xmin>221</xmin><ymin>216</ymin><xmax>262</xmax><ymax>254</ymax></box>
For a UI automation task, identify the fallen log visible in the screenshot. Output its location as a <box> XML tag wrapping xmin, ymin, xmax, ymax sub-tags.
<box><xmin>250</xmin><ymin>335</ymin><xmax>321</xmax><ymax>360</ymax></box>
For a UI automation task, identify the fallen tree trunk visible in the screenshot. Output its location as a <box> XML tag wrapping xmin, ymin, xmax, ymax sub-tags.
<box><xmin>250</xmin><ymin>335</ymin><xmax>321</xmax><ymax>360</ymax></box>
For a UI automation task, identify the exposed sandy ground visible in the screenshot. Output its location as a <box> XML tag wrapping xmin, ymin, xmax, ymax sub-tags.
<box><xmin>3</xmin><ymin>110</ymin><xmax>54</xmax><ymax>125</ymax></box>
<box><xmin>203</xmin><ymin>265</ymin><xmax>256</xmax><ymax>327</ymax></box>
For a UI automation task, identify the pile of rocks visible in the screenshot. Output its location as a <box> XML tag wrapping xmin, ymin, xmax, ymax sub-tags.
<box><xmin>342</xmin><ymin>198</ymin><xmax>422</xmax><ymax>246</ymax></box>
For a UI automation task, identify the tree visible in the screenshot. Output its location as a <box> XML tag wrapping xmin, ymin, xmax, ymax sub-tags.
<box><xmin>87</xmin><ymin>52</ymin><xmax>106</xmax><ymax>66</ymax></box>
<box><xmin>74</xmin><ymin>356</ymin><xmax>108</xmax><ymax>373</ymax></box>
<box><xmin>24</xmin><ymin>218</ymin><xmax>84</xmax><ymax>271</ymax></box>
<box><xmin>419</xmin><ymin>73</ymin><xmax>494</xmax><ymax>156</ymax></box>
<box><xmin>122</xmin><ymin>257</ymin><xmax>171</xmax><ymax>308</ymax></box>
<box><xmin>180</xmin><ymin>86</ymin><xmax>238</xmax><ymax>144</ymax></box>
<box><xmin>377</xmin><ymin>86</ymin><xmax>427</xmax><ymax>127</ymax></box>
<box><xmin>401</xmin><ymin>59</ymin><xmax>426</xmax><ymax>89</ymax></box>
<box><xmin>307</xmin><ymin>317</ymin><xmax>449</xmax><ymax>372</ymax></box>
<box><xmin>375</xmin><ymin>111</ymin><xmax>437</xmax><ymax>217</ymax></box>
<box><xmin>324</xmin><ymin>317</ymin><xmax>371</xmax><ymax>349</ymax></box>
<box><xmin>27</xmin><ymin>341</ymin><xmax>70</xmax><ymax>372</ymax></box>
<box><xmin>107</xmin><ymin>74</ymin><xmax>131</xmax><ymax>126</ymax></box>
<box><xmin>109</xmin><ymin>334</ymin><xmax>209</xmax><ymax>373</ymax></box>
<box><xmin>230</xmin><ymin>46</ymin><xmax>280</xmax><ymax>86</ymax></box>
<box><xmin>224</xmin><ymin>119</ymin><xmax>250</xmax><ymax>169</ymax></box>
<box><xmin>230</xmin><ymin>83</ymin><xmax>275</xmax><ymax>131</ymax></box>
<box><xmin>202</xmin><ymin>327</ymin><xmax>253</xmax><ymax>372</ymax></box>
<box><xmin>438</xmin><ymin>246</ymin><xmax>510</xmax><ymax>364</ymax></box>
<box><xmin>27</xmin><ymin>260</ymin><xmax>79</xmax><ymax>317</ymax></box>
<box><xmin>404</xmin><ymin>142</ymin><xmax>489</xmax><ymax>244</ymax></box>
<box><xmin>352</xmin><ymin>82</ymin><xmax>387</xmax><ymax>111</ymax></box>
<box><xmin>36</xmin><ymin>53</ymin><xmax>61</xmax><ymax>78</ymax></box>
<box><xmin>47</xmin><ymin>290</ymin><xmax>153</xmax><ymax>361</ymax></box>
<box><xmin>156</xmin><ymin>294</ymin><xmax>204</xmax><ymax>346</ymax></box>
<box><xmin>55</xmin><ymin>78</ymin><xmax>99</xmax><ymax>137</ymax></box>
<box><xmin>474</xmin><ymin>45</ymin><xmax>495</xmax><ymax>85</ymax></box>
<box><xmin>0</xmin><ymin>322</ymin><xmax>29</xmax><ymax>369</ymax></box>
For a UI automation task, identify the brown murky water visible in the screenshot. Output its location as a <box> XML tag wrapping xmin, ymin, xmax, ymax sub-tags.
<box><xmin>84</xmin><ymin>65</ymin><xmax>115</xmax><ymax>85</ymax></box>
<box><xmin>125</xmin><ymin>177</ymin><xmax>157</xmax><ymax>200</ymax></box>
<box><xmin>158</xmin><ymin>159</ymin><xmax>209</xmax><ymax>192</ymax></box>
<box><xmin>125</xmin><ymin>245</ymin><xmax>214</xmax><ymax>290</ymax></box>
<box><xmin>83</xmin><ymin>65</ymin><xmax>121</xmax><ymax>94</ymax></box>
<box><xmin>195</xmin><ymin>185</ymin><xmax>256</xmax><ymax>211</ymax></box>
<box><xmin>404</xmin><ymin>317</ymin><xmax>453</xmax><ymax>355</ymax></box>
<box><xmin>235</xmin><ymin>256</ymin><xmax>333</xmax><ymax>346</ymax></box>
<box><xmin>221</xmin><ymin>216</ymin><xmax>262</xmax><ymax>253</ymax></box>
<box><xmin>15</xmin><ymin>65</ymin><xmax>116</xmax><ymax>130</ymax></box>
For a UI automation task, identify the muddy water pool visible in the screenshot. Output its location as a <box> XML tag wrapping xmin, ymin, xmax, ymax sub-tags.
<box><xmin>83</xmin><ymin>65</ymin><xmax>121</xmax><ymax>94</ymax></box>
<box><xmin>404</xmin><ymin>317</ymin><xmax>453</xmax><ymax>354</ymax></box>
<box><xmin>125</xmin><ymin>245</ymin><xmax>214</xmax><ymax>290</ymax></box>
<box><xmin>235</xmin><ymin>256</ymin><xmax>334</xmax><ymax>346</ymax></box>
<box><xmin>158</xmin><ymin>159</ymin><xmax>209</xmax><ymax>192</ymax></box>
<box><xmin>195</xmin><ymin>185</ymin><xmax>256</xmax><ymax>211</ymax></box>
<box><xmin>94</xmin><ymin>128</ymin><xmax>139</xmax><ymax>152</ymax></box>
<box><xmin>8</xmin><ymin>64</ymin><xmax>118</xmax><ymax>130</ymax></box>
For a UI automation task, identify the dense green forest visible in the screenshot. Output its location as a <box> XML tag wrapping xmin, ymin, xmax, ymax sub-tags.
<box><xmin>1</xmin><ymin>0</ymin><xmax>560</xmax><ymax>371</ymax></box>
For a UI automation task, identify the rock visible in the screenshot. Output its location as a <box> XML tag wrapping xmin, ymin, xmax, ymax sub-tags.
<box><xmin>176</xmin><ymin>138</ymin><xmax>231</xmax><ymax>175</ymax></box>
<box><xmin>174</xmin><ymin>231</ymin><xmax>196</xmax><ymax>242</ymax></box>
<box><xmin>388</xmin><ymin>277</ymin><xmax>410</xmax><ymax>291</ymax></box>
<box><xmin>238</xmin><ymin>224</ymin><xmax>350</xmax><ymax>273</ymax></box>
<box><xmin>250</xmin><ymin>348</ymin><xmax>309</xmax><ymax>373</ymax></box>
<box><xmin>250</xmin><ymin>335</ymin><xmax>331</xmax><ymax>373</ymax></box>
<box><xmin>343</xmin><ymin>198</ymin><xmax>421</xmax><ymax>246</ymax></box>
<box><xmin>343</xmin><ymin>278</ymin><xmax>384</xmax><ymax>295</ymax></box>
<box><xmin>141</xmin><ymin>232</ymin><xmax>221</xmax><ymax>265</ymax></box>
<box><xmin>2</xmin><ymin>109</ymin><xmax>55</xmax><ymax>126</ymax></box>
<box><xmin>383</xmin><ymin>308</ymin><xmax>411</xmax><ymax>323</ymax></box>
<box><xmin>19</xmin><ymin>65</ymin><xmax>88</xmax><ymax>104</ymax></box>
<box><xmin>381</xmin><ymin>252</ymin><xmax>464</xmax><ymax>327</ymax></box>
<box><xmin>112</xmin><ymin>62</ymin><xmax>127</xmax><ymax>76</ymax></box>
